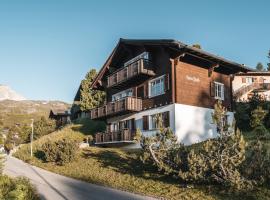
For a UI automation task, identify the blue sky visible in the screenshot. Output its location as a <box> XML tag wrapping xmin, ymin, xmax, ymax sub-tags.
<box><xmin>0</xmin><ymin>0</ymin><xmax>269</xmax><ymax>103</ymax></box>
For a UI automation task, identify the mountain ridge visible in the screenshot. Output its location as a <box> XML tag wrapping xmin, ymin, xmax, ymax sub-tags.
<box><xmin>0</xmin><ymin>85</ymin><xmax>26</xmax><ymax>101</ymax></box>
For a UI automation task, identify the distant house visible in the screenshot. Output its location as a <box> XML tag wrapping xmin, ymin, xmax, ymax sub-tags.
<box><xmin>49</xmin><ymin>109</ymin><xmax>71</xmax><ymax>127</ymax></box>
<box><xmin>89</xmin><ymin>39</ymin><xmax>252</xmax><ymax>148</ymax></box>
<box><xmin>233</xmin><ymin>72</ymin><xmax>270</xmax><ymax>101</ymax></box>
<box><xmin>70</xmin><ymin>84</ymin><xmax>90</xmax><ymax>120</ymax></box>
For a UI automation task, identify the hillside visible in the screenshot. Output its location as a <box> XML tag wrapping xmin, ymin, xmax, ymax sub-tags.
<box><xmin>0</xmin><ymin>100</ymin><xmax>70</xmax><ymax>127</ymax></box>
<box><xmin>14</xmin><ymin>123</ymin><xmax>270</xmax><ymax>200</ymax></box>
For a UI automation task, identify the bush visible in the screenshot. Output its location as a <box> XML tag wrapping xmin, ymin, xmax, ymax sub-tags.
<box><xmin>252</xmin><ymin>125</ymin><xmax>270</xmax><ymax>140</ymax></box>
<box><xmin>241</xmin><ymin>139</ymin><xmax>270</xmax><ymax>185</ymax></box>
<box><xmin>0</xmin><ymin>175</ymin><xmax>39</xmax><ymax>200</ymax></box>
<box><xmin>41</xmin><ymin>139</ymin><xmax>78</xmax><ymax>165</ymax></box>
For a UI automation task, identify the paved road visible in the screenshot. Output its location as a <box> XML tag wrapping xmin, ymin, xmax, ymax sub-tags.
<box><xmin>4</xmin><ymin>156</ymin><xmax>156</xmax><ymax>200</ymax></box>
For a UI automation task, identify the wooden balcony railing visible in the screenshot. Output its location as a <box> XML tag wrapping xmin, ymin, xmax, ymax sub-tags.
<box><xmin>107</xmin><ymin>58</ymin><xmax>155</xmax><ymax>88</ymax></box>
<box><xmin>234</xmin><ymin>83</ymin><xmax>270</xmax><ymax>99</ymax></box>
<box><xmin>90</xmin><ymin>96</ymin><xmax>142</xmax><ymax>119</ymax></box>
<box><xmin>95</xmin><ymin>129</ymin><xmax>135</xmax><ymax>144</ymax></box>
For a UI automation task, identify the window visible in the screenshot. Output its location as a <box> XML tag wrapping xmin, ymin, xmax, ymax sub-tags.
<box><xmin>112</xmin><ymin>88</ymin><xmax>133</xmax><ymax>101</ymax></box>
<box><xmin>214</xmin><ymin>82</ymin><xmax>224</xmax><ymax>100</ymax></box>
<box><xmin>149</xmin><ymin>76</ymin><xmax>165</xmax><ymax>97</ymax></box>
<box><xmin>246</xmin><ymin>77</ymin><xmax>253</xmax><ymax>84</ymax></box>
<box><xmin>149</xmin><ymin>112</ymin><xmax>170</xmax><ymax>130</ymax></box>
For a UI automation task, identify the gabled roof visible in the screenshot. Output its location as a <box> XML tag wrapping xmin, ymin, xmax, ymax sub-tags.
<box><xmin>50</xmin><ymin>109</ymin><xmax>70</xmax><ymax>116</ymax></box>
<box><xmin>74</xmin><ymin>84</ymin><xmax>82</xmax><ymax>101</ymax></box>
<box><xmin>91</xmin><ymin>38</ymin><xmax>254</xmax><ymax>89</ymax></box>
<box><xmin>235</xmin><ymin>71</ymin><xmax>270</xmax><ymax>76</ymax></box>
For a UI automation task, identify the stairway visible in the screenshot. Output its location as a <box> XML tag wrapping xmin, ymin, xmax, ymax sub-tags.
<box><xmin>234</xmin><ymin>82</ymin><xmax>262</xmax><ymax>100</ymax></box>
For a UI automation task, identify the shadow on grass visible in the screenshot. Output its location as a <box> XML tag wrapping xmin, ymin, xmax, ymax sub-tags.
<box><xmin>82</xmin><ymin>148</ymin><xmax>180</xmax><ymax>185</ymax></box>
<box><xmin>72</xmin><ymin>118</ymin><xmax>106</xmax><ymax>135</ymax></box>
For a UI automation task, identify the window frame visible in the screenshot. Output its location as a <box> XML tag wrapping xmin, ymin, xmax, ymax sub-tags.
<box><xmin>148</xmin><ymin>75</ymin><xmax>165</xmax><ymax>98</ymax></box>
<box><xmin>214</xmin><ymin>81</ymin><xmax>225</xmax><ymax>101</ymax></box>
<box><xmin>112</xmin><ymin>88</ymin><xmax>133</xmax><ymax>102</ymax></box>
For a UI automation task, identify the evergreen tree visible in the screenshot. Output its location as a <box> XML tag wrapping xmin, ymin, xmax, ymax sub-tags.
<box><xmin>256</xmin><ymin>62</ymin><xmax>264</xmax><ymax>71</ymax></box>
<box><xmin>250</xmin><ymin>106</ymin><xmax>267</xmax><ymax>128</ymax></box>
<box><xmin>79</xmin><ymin>69</ymin><xmax>105</xmax><ymax>111</ymax></box>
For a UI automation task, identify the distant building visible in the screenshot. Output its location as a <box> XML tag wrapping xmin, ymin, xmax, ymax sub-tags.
<box><xmin>233</xmin><ymin>72</ymin><xmax>270</xmax><ymax>101</ymax></box>
<box><xmin>49</xmin><ymin>109</ymin><xmax>71</xmax><ymax>127</ymax></box>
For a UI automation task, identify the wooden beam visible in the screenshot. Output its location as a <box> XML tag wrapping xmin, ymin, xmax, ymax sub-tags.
<box><xmin>208</xmin><ymin>63</ymin><xmax>219</xmax><ymax>77</ymax></box>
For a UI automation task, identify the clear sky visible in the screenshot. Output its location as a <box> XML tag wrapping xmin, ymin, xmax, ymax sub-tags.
<box><xmin>0</xmin><ymin>0</ymin><xmax>269</xmax><ymax>103</ymax></box>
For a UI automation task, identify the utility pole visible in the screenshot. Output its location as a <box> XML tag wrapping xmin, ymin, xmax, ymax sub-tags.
<box><xmin>30</xmin><ymin>119</ymin><xmax>34</xmax><ymax>157</ymax></box>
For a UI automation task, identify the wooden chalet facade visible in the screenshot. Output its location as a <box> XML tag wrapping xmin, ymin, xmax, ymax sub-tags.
<box><xmin>49</xmin><ymin>109</ymin><xmax>71</xmax><ymax>127</ymax></box>
<box><xmin>90</xmin><ymin>39</ymin><xmax>251</xmax><ymax>147</ymax></box>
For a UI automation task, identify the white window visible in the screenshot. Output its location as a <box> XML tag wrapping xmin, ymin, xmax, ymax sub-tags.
<box><xmin>214</xmin><ymin>82</ymin><xmax>224</xmax><ymax>100</ymax></box>
<box><xmin>150</xmin><ymin>115</ymin><xmax>157</xmax><ymax>130</ymax></box>
<box><xmin>149</xmin><ymin>76</ymin><xmax>165</xmax><ymax>97</ymax></box>
<box><xmin>246</xmin><ymin>77</ymin><xmax>253</xmax><ymax>84</ymax></box>
<box><xmin>112</xmin><ymin>88</ymin><xmax>133</xmax><ymax>101</ymax></box>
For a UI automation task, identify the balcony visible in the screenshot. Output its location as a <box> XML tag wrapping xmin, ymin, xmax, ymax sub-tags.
<box><xmin>90</xmin><ymin>96</ymin><xmax>142</xmax><ymax>120</ymax></box>
<box><xmin>107</xmin><ymin>58</ymin><xmax>155</xmax><ymax>88</ymax></box>
<box><xmin>95</xmin><ymin>129</ymin><xmax>136</xmax><ymax>145</ymax></box>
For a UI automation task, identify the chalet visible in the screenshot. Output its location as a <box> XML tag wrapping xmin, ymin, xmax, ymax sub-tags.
<box><xmin>71</xmin><ymin>85</ymin><xmax>90</xmax><ymax>120</ymax></box>
<box><xmin>90</xmin><ymin>39</ymin><xmax>252</xmax><ymax>147</ymax></box>
<box><xmin>233</xmin><ymin>72</ymin><xmax>270</xmax><ymax>101</ymax></box>
<box><xmin>49</xmin><ymin>109</ymin><xmax>71</xmax><ymax>127</ymax></box>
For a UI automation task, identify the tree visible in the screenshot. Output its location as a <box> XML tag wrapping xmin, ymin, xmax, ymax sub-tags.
<box><xmin>79</xmin><ymin>69</ymin><xmax>106</xmax><ymax>112</ymax></box>
<box><xmin>33</xmin><ymin>117</ymin><xmax>56</xmax><ymax>139</ymax></box>
<box><xmin>267</xmin><ymin>50</ymin><xmax>270</xmax><ymax>71</ymax></box>
<box><xmin>139</xmin><ymin>101</ymin><xmax>251</xmax><ymax>190</ymax></box>
<box><xmin>250</xmin><ymin>106</ymin><xmax>267</xmax><ymax>128</ymax></box>
<box><xmin>192</xmin><ymin>44</ymin><xmax>201</xmax><ymax>49</ymax></box>
<box><xmin>256</xmin><ymin>62</ymin><xmax>264</xmax><ymax>71</ymax></box>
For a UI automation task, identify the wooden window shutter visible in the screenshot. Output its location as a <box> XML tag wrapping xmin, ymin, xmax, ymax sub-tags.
<box><xmin>131</xmin><ymin>118</ymin><xmax>135</xmax><ymax>130</ymax></box>
<box><xmin>163</xmin><ymin>111</ymin><xmax>170</xmax><ymax>127</ymax></box>
<box><xmin>144</xmin><ymin>83</ymin><xmax>149</xmax><ymax>98</ymax></box>
<box><xmin>210</xmin><ymin>82</ymin><xmax>215</xmax><ymax>97</ymax></box>
<box><xmin>137</xmin><ymin>86</ymin><xmax>144</xmax><ymax>98</ymax></box>
<box><xmin>242</xmin><ymin>77</ymin><xmax>246</xmax><ymax>83</ymax></box>
<box><xmin>143</xmin><ymin>116</ymin><xmax>149</xmax><ymax>130</ymax></box>
<box><xmin>164</xmin><ymin>74</ymin><xmax>170</xmax><ymax>91</ymax></box>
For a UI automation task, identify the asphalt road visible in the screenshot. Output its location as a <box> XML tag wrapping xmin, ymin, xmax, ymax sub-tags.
<box><xmin>4</xmin><ymin>156</ymin><xmax>156</xmax><ymax>200</ymax></box>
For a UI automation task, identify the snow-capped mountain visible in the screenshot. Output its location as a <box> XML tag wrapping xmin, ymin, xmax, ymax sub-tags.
<box><xmin>0</xmin><ymin>85</ymin><xmax>26</xmax><ymax>101</ymax></box>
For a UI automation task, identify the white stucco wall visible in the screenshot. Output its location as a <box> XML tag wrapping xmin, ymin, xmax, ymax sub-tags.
<box><xmin>107</xmin><ymin>103</ymin><xmax>234</xmax><ymax>148</ymax></box>
<box><xmin>174</xmin><ymin>103</ymin><xmax>233</xmax><ymax>145</ymax></box>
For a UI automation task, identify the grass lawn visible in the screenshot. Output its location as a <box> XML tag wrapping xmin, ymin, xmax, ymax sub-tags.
<box><xmin>13</xmin><ymin>122</ymin><xmax>270</xmax><ymax>200</ymax></box>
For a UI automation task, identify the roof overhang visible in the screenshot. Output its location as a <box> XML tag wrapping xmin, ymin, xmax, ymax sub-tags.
<box><xmin>90</xmin><ymin>38</ymin><xmax>254</xmax><ymax>89</ymax></box>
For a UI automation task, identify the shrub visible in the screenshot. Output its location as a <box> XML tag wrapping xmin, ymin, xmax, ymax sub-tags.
<box><xmin>0</xmin><ymin>175</ymin><xmax>39</xmax><ymax>200</ymax></box>
<box><xmin>250</xmin><ymin>106</ymin><xmax>267</xmax><ymax>128</ymax></box>
<box><xmin>41</xmin><ymin>140</ymin><xmax>58</xmax><ymax>162</ymax></box>
<box><xmin>241</xmin><ymin>139</ymin><xmax>270</xmax><ymax>185</ymax></box>
<box><xmin>41</xmin><ymin>139</ymin><xmax>78</xmax><ymax>165</ymax></box>
<box><xmin>252</xmin><ymin>125</ymin><xmax>270</xmax><ymax>140</ymax></box>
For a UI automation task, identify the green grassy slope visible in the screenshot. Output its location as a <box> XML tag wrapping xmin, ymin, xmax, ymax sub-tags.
<box><xmin>14</xmin><ymin>122</ymin><xmax>270</xmax><ymax>200</ymax></box>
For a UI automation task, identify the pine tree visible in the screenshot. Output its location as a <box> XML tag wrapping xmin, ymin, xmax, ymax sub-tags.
<box><xmin>79</xmin><ymin>69</ymin><xmax>106</xmax><ymax>111</ymax></box>
<box><xmin>250</xmin><ymin>106</ymin><xmax>267</xmax><ymax>128</ymax></box>
<box><xmin>256</xmin><ymin>62</ymin><xmax>264</xmax><ymax>71</ymax></box>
